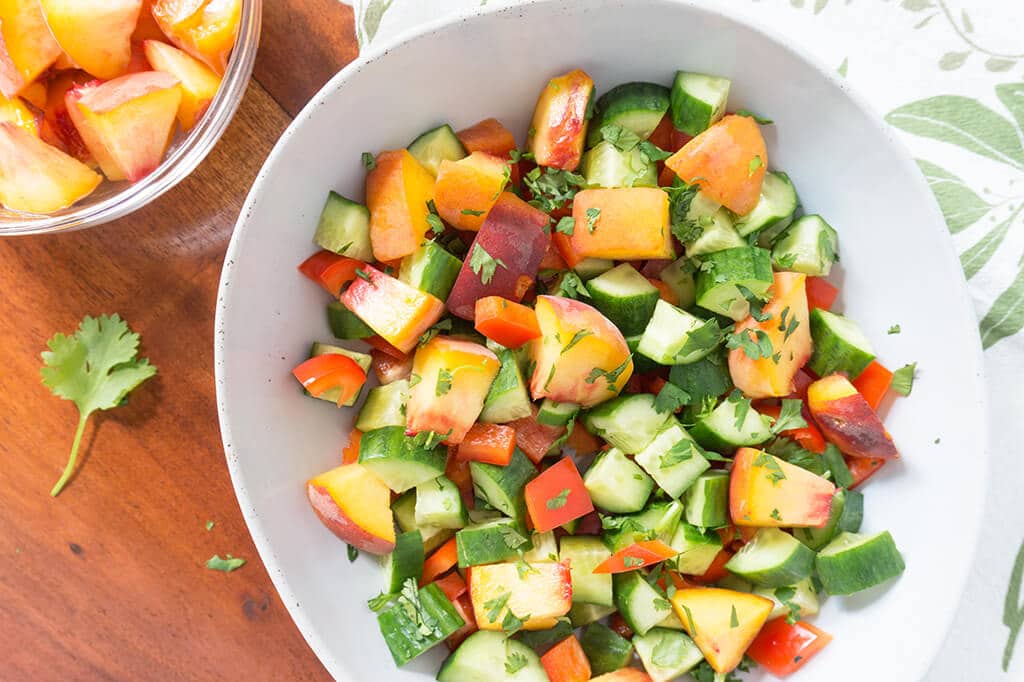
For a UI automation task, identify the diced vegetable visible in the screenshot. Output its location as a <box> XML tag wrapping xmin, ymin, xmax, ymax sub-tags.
<box><xmin>725</xmin><ymin>528</ymin><xmax>816</xmax><ymax>587</ymax></box>
<box><xmin>382</xmin><ymin>530</ymin><xmax>425</xmax><ymax>592</ymax></box>
<box><xmin>341</xmin><ymin>265</ymin><xmax>445</xmax><ymax>353</ymax></box>
<box><xmin>593</xmin><ymin>540</ymin><xmax>678</xmax><ymax>574</ymax></box>
<box><xmin>474</xmin><ymin>296</ymin><xmax>542</xmax><ymax>348</ymax></box>
<box><xmin>376</xmin><ymin>581</ymin><xmax>465</xmax><ymax>665</ymax></box>
<box><xmin>589</xmin><ymin>81</ymin><xmax>671</xmax><ymax>145</ymax></box>
<box><xmin>457</xmin><ymin>118</ymin><xmax>517</xmax><ymax>157</ymax></box>
<box><xmin>689</xmin><ymin>394</ymin><xmax>772</xmax><ymax>451</ymax></box>
<box><xmin>312</xmin><ymin>191</ymin><xmax>374</xmax><ymax>261</ymax></box>
<box><xmin>540</xmin><ymin>635</ymin><xmax>591</xmax><ymax>682</ymax></box>
<box><xmin>815</xmin><ymin>531</ymin><xmax>906</xmax><ymax>596</ymax></box>
<box><xmin>588</xmin><ymin>264</ymin><xmax>660</xmax><ymax>337</ymax></box>
<box><xmin>456</xmin><ymin>517</ymin><xmax>530</xmax><ymax>567</ymax></box>
<box><xmin>613</xmin><ymin>570</ymin><xmax>672</xmax><ymax>636</ymax></box>
<box><xmin>583</xmin><ymin>393</ymin><xmax>669</xmax><ymax>454</ymax></box>
<box><xmin>525</xmin><ymin>457</ymin><xmax>594</xmax><ymax>532</ymax></box>
<box><xmin>683</xmin><ymin>471</ymin><xmax>730</xmax><ymax>529</ymax></box>
<box><xmin>729</xmin><ymin>447</ymin><xmax>836</xmax><ymax>528</ymax></box>
<box><xmin>580</xmin><ymin>623</ymin><xmax>634</xmax><ymax>675</ymax></box>
<box><xmin>852</xmin><ymin>360</ymin><xmax>894</xmax><ymax>410</ymax></box>
<box><xmin>480</xmin><ymin>348</ymin><xmax>533</xmax><ymax>424</ymax></box>
<box><xmin>807</xmin><ymin>374</ymin><xmax>899</xmax><ymax>459</ymax></box>
<box><xmin>808</xmin><ymin>308</ymin><xmax>876</xmax><ymax>379</ymax></box>
<box><xmin>365</xmin><ymin>149</ymin><xmax>436</xmax><ymax>261</ymax></box>
<box><xmin>327</xmin><ymin>300</ymin><xmax>375</xmax><ymax>340</ymax></box>
<box><xmin>560</xmin><ymin>536</ymin><xmax>614</xmax><ymax>606</ymax></box>
<box><xmin>398</xmin><ymin>240</ymin><xmax>463</xmax><ymax>301</ymax></box>
<box><xmin>291</xmin><ymin>352</ymin><xmax>367</xmax><ymax>406</ymax></box>
<box><xmin>584</xmin><ymin>448</ymin><xmax>654</xmax><ymax>514</ymax></box>
<box><xmin>407</xmin><ymin>123</ymin><xmax>467</xmax><ymax>176</ymax></box>
<box><xmin>416</xmin><ymin>475</ymin><xmax>468</xmax><ymax>529</ymax></box>
<box><xmin>302</xmin><ymin>342</ymin><xmax>371</xmax><ymax>406</ymax></box>
<box><xmin>694</xmin><ymin>245</ymin><xmax>774</xmax><ymax>321</ymax></box>
<box><xmin>298</xmin><ymin>250</ymin><xmax>363</xmax><ymax>297</ymax></box>
<box><xmin>581</xmin><ymin>141</ymin><xmax>658</xmax><ymax>189</ymax></box>
<box><xmin>469</xmin><ymin>561</ymin><xmax>573</xmax><ymax>630</ymax></box>
<box><xmin>772</xmin><ymin>215</ymin><xmax>839</xmax><ymax>277</ymax></box>
<box><xmin>670</xmin><ymin>587</ymin><xmax>773</xmax><ymax>673</ymax></box>
<box><xmin>633</xmin><ymin>423</ymin><xmax>711</xmax><ymax>499</ymax></box>
<box><xmin>669</xmin><ymin>523</ymin><xmax>723</xmax><ymax>575</ymax></box>
<box><xmin>458</xmin><ymin>423</ymin><xmax>517</xmax><ymax>466</ymax></box>
<box><xmin>421</xmin><ymin>536</ymin><xmax>459</xmax><ymax>586</ymax></box>
<box><xmin>567</xmin><ymin>188</ymin><xmax>673</xmax><ymax>261</ymax></box>
<box><xmin>527</xmin><ymin>68</ymin><xmax>594</xmax><ymax>170</ymax></box>
<box><xmin>509</xmin><ymin>406</ymin><xmax>566</xmax><ymax>463</ymax></box>
<box><xmin>470</xmin><ymin>448</ymin><xmax>536</xmax><ymax>519</ymax></box>
<box><xmin>358</xmin><ymin>426</ymin><xmax>448</xmax><ymax>493</ymax></box>
<box><xmin>669</xmin><ymin>71</ymin><xmax>731</xmax><ymax>136</ymax></box>
<box><xmin>746</xmin><ymin>617</ymin><xmax>833</xmax><ymax>676</ymax></box>
<box><xmin>805</xmin><ymin>276</ymin><xmax>839</xmax><ymax>311</ymax></box>
<box><xmin>438</xmin><ymin>630</ymin><xmax>547</xmax><ymax>681</ymax></box>
<box><xmin>633</xmin><ymin>627</ymin><xmax>704</xmax><ymax>681</ymax></box>
<box><xmin>637</xmin><ymin>299</ymin><xmax>721</xmax><ymax>366</ymax></box>
<box><xmin>355</xmin><ymin>380</ymin><xmax>408</xmax><ymax>432</ymax></box>
<box><xmin>734</xmin><ymin>171</ymin><xmax>798</xmax><ymax>238</ymax></box>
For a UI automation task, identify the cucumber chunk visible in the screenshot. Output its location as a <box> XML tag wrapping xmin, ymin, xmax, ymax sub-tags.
<box><xmin>522</xmin><ymin>530</ymin><xmax>559</xmax><ymax>563</ymax></box>
<box><xmin>391</xmin><ymin>491</ymin><xmax>453</xmax><ymax>555</ymax></box>
<box><xmin>358</xmin><ymin>426</ymin><xmax>446</xmax><ymax>493</ymax></box>
<box><xmin>574</xmin><ymin>257</ymin><xmax>615</xmax><ymax>280</ymax></box>
<box><xmin>815</xmin><ymin>531</ymin><xmax>906</xmax><ymax>596</ymax></box>
<box><xmin>734</xmin><ymin>171</ymin><xmax>798</xmax><ymax>237</ymax></box>
<box><xmin>584</xmin><ymin>448</ymin><xmax>654</xmax><ymax>514</ymax></box>
<box><xmin>438</xmin><ymin>630</ymin><xmax>547</xmax><ymax>682</ymax></box>
<box><xmin>455</xmin><ymin>517</ymin><xmax>531</xmax><ymax>568</ymax></box>
<box><xmin>560</xmin><ymin>536</ymin><xmax>614</xmax><ymax>606</ymax></box>
<box><xmin>603</xmin><ymin>500</ymin><xmax>684</xmax><ymax>552</ymax></box>
<box><xmin>589</xmin><ymin>81</ymin><xmax>671</xmax><ymax>146</ymax></box>
<box><xmin>690</xmin><ymin>394</ymin><xmax>772</xmax><ymax>451</ymax></box>
<box><xmin>626</xmin><ymin>335</ymin><xmax>661</xmax><ymax>375</ymax></box>
<box><xmin>355</xmin><ymin>380</ymin><xmax>409</xmax><ymax>432</ymax></box>
<box><xmin>313</xmin><ymin>191</ymin><xmax>373</xmax><ymax>262</ymax></box>
<box><xmin>634</xmin><ymin>423</ymin><xmax>711</xmax><ymax>499</ymax></box>
<box><xmin>670</xmin><ymin>522</ymin><xmax>723</xmax><ymax>575</ymax></box>
<box><xmin>614</xmin><ymin>571</ymin><xmax>672</xmax><ymax>636</ymax></box>
<box><xmin>470</xmin><ymin>448</ymin><xmax>535</xmax><ymax>519</ymax></box>
<box><xmin>659</xmin><ymin>256</ymin><xmax>697</xmax><ymax>310</ymax></box>
<box><xmin>326</xmin><ymin>300</ymin><xmax>374</xmax><ymax>340</ymax></box>
<box><xmin>480</xmin><ymin>348</ymin><xmax>533</xmax><ymax>424</ymax></box>
<box><xmin>582</xmin><ymin>141</ymin><xmax>658</xmax><ymax>188</ymax></box>
<box><xmin>808</xmin><ymin>308</ymin><xmax>876</xmax><ymax>379</ymax></box>
<box><xmin>415</xmin><ymin>475</ymin><xmax>468</xmax><ymax>529</ymax></box>
<box><xmin>695</xmin><ymin>246</ymin><xmax>774</xmax><ymax>320</ymax></box>
<box><xmin>398</xmin><ymin>240</ymin><xmax>463</xmax><ymax>300</ymax></box>
<box><xmin>584</xmin><ymin>393</ymin><xmax>670</xmax><ymax>454</ymax></box>
<box><xmin>515</xmin><ymin>618</ymin><xmax>575</xmax><ymax>655</ymax></box>
<box><xmin>683</xmin><ymin>471</ymin><xmax>730</xmax><ymax>528</ymax></box>
<box><xmin>670</xmin><ymin>71</ymin><xmax>731</xmax><ymax>136</ymax></box>
<box><xmin>753</xmin><ymin>577</ymin><xmax>821</xmax><ymax>622</ymax></box>
<box><xmin>568</xmin><ymin>602</ymin><xmax>617</xmax><ymax>628</ymax></box>
<box><xmin>681</xmin><ymin>192</ymin><xmax>745</xmax><ymax>256</ymax></box>
<box><xmin>637</xmin><ymin>299</ymin><xmax>722</xmax><ymax>366</ymax></box>
<box><xmin>588</xmin><ymin>263</ymin><xmax>660</xmax><ymax>336</ymax></box>
<box><xmin>377</xmin><ymin>582</ymin><xmax>464</xmax><ymax>666</ymax></box>
<box><xmin>772</xmin><ymin>214</ymin><xmax>839</xmax><ymax>276</ymax></box>
<box><xmin>381</xmin><ymin>530</ymin><xmax>425</xmax><ymax>593</ymax></box>
<box><xmin>633</xmin><ymin>628</ymin><xmax>704</xmax><ymax>681</ymax></box>
<box><xmin>725</xmin><ymin>527</ymin><xmax>816</xmax><ymax>587</ymax></box>
<box><xmin>307</xmin><ymin>342</ymin><xmax>372</xmax><ymax>406</ymax></box>
<box><xmin>407</xmin><ymin>123</ymin><xmax>467</xmax><ymax>176</ymax></box>
<box><xmin>580</xmin><ymin>622</ymin><xmax>634</xmax><ymax>676</ymax></box>
<box><xmin>536</xmin><ymin>399</ymin><xmax>580</xmax><ymax>427</ymax></box>
<box><xmin>838</xmin><ymin>489</ymin><xmax>864</xmax><ymax>533</ymax></box>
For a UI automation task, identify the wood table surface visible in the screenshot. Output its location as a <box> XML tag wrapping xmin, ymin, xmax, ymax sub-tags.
<box><xmin>0</xmin><ymin>4</ymin><xmax>359</xmax><ymax>679</ymax></box>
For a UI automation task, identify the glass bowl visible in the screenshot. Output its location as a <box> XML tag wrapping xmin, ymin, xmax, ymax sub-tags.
<box><xmin>0</xmin><ymin>0</ymin><xmax>262</xmax><ymax>237</ymax></box>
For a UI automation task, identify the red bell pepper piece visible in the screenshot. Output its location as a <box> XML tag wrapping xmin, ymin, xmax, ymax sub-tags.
<box><xmin>746</xmin><ymin>617</ymin><xmax>833</xmax><ymax>676</ymax></box>
<box><xmin>474</xmin><ymin>296</ymin><xmax>542</xmax><ymax>348</ymax></box>
<box><xmin>592</xmin><ymin>540</ymin><xmax>678</xmax><ymax>574</ymax></box>
<box><xmin>457</xmin><ymin>423</ymin><xmax>517</xmax><ymax>466</ymax></box>
<box><xmin>445</xmin><ymin>448</ymin><xmax>475</xmax><ymax>509</ymax></box>
<box><xmin>291</xmin><ymin>354</ymin><xmax>367</xmax><ymax>405</ymax></box>
<box><xmin>446</xmin><ymin>593</ymin><xmax>478</xmax><ymax>650</ymax></box>
<box><xmin>341</xmin><ymin>428</ymin><xmax>362</xmax><ymax>465</ymax></box>
<box><xmin>525</xmin><ymin>457</ymin><xmax>594</xmax><ymax>533</ymax></box>
<box><xmin>540</xmin><ymin>635</ymin><xmax>591</xmax><ymax>682</ymax></box>
<box><xmin>805</xmin><ymin>277</ymin><xmax>838</xmax><ymax>311</ymax></box>
<box><xmin>433</xmin><ymin>571</ymin><xmax>467</xmax><ymax>602</ymax></box>
<box><xmin>648</xmin><ymin>277</ymin><xmax>680</xmax><ymax>306</ymax></box>
<box><xmin>852</xmin><ymin>360</ymin><xmax>894</xmax><ymax>411</ymax></box>
<box><xmin>509</xmin><ymin>406</ymin><xmax>565</xmax><ymax>464</ymax></box>
<box><xmin>298</xmin><ymin>250</ymin><xmax>364</xmax><ymax>297</ymax></box>
<box><xmin>846</xmin><ymin>456</ymin><xmax>885</xmax><ymax>488</ymax></box>
<box><xmin>420</xmin><ymin>537</ymin><xmax>459</xmax><ymax>587</ymax></box>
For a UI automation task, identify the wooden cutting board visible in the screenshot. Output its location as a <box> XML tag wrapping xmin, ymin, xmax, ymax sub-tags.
<box><xmin>0</xmin><ymin>3</ymin><xmax>359</xmax><ymax>678</ymax></box>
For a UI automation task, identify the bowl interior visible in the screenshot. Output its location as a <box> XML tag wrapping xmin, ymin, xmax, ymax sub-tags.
<box><xmin>217</xmin><ymin>1</ymin><xmax>986</xmax><ymax>679</ymax></box>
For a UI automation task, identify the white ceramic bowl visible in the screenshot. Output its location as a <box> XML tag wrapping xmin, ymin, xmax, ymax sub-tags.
<box><xmin>216</xmin><ymin>1</ymin><xmax>987</xmax><ymax>679</ymax></box>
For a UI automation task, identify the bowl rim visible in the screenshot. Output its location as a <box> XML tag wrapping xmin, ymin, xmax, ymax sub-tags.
<box><xmin>215</xmin><ymin>0</ymin><xmax>989</xmax><ymax>678</ymax></box>
<box><xmin>0</xmin><ymin>0</ymin><xmax>263</xmax><ymax>236</ymax></box>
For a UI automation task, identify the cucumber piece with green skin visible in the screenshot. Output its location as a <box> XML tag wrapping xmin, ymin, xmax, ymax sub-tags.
<box><xmin>626</xmin><ymin>335</ymin><xmax>661</xmax><ymax>375</ymax></box>
<box><xmin>753</xmin><ymin>577</ymin><xmax>821</xmax><ymax>622</ymax></box>
<box><xmin>588</xmin><ymin>81</ymin><xmax>671</xmax><ymax>146</ymax></box>
<box><xmin>415</xmin><ymin>475</ymin><xmax>468</xmax><ymax>529</ymax></box>
<box><xmin>772</xmin><ymin>214</ymin><xmax>839</xmax><ymax>277</ymax></box>
<box><xmin>584</xmin><ymin>448</ymin><xmax>655</xmax><ymax>514</ymax></box>
<box><xmin>382</xmin><ymin>530</ymin><xmax>425</xmax><ymax>593</ymax></box>
<box><xmin>838</xmin><ymin>489</ymin><xmax>864</xmax><ymax>533</ymax></box>
<box><xmin>580</xmin><ymin>622</ymin><xmax>634</xmax><ymax>676</ymax></box>
<box><xmin>480</xmin><ymin>348</ymin><xmax>532</xmax><ymax>424</ymax></box>
<box><xmin>522</xmin><ymin>530</ymin><xmax>559</xmax><ymax>563</ymax></box>
<box><xmin>734</xmin><ymin>171</ymin><xmax>799</xmax><ymax>237</ymax></box>
<box><xmin>823</xmin><ymin>443</ymin><xmax>855</xmax><ymax>489</ymax></box>
<box><xmin>794</xmin><ymin>488</ymin><xmax>848</xmax><ymax>550</ymax></box>
<box><xmin>391</xmin><ymin>491</ymin><xmax>453</xmax><ymax>555</ymax></box>
<box><xmin>307</xmin><ymin>342</ymin><xmax>372</xmax><ymax>406</ymax></box>
<box><xmin>582</xmin><ymin>140</ymin><xmax>658</xmax><ymax>188</ymax></box>
<box><xmin>470</xmin><ymin>448</ymin><xmax>535</xmax><ymax>519</ymax></box>
<box><xmin>584</xmin><ymin>393</ymin><xmax>670</xmax><ymax>454</ymax></box>
<box><xmin>613</xmin><ymin>571</ymin><xmax>673</xmax><ymax>636</ymax></box>
<box><xmin>659</xmin><ymin>256</ymin><xmax>697</xmax><ymax>310</ymax></box>
<box><xmin>326</xmin><ymin>300</ymin><xmax>374</xmax><ymax>340</ymax></box>
<box><xmin>725</xmin><ymin>527</ymin><xmax>816</xmax><ymax>587</ymax></box>
<box><xmin>377</xmin><ymin>582</ymin><xmax>465</xmax><ymax>666</ymax></box>
<box><xmin>574</xmin><ymin>257</ymin><xmax>615</xmax><ymax>280</ymax></box>
<box><xmin>536</xmin><ymin>399</ymin><xmax>580</xmax><ymax>427</ymax></box>
<box><xmin>437</xmin><ymin>630</ymin><xmax>547</xmax><ymax>682</ymax></box>
<box><xmin>682</xmin><ymin>192</ymin><xmax>745</xmax><ymax>256</ymax></box>
<box><xmin>514</xmin><ymin>618</ymin><xmax>575</xmax><ymax>655</ymax></box>
<box><xmin>633</xmin><ymin>627</ymin><xmax>704</xmax><ymax>682</ymax></box>
<box><xmin>588</xmin><ymin>263</ymin><xmax>660</xmax><ymax>336</ymax></box>
<box><xmin>670</xmin><ymin>71</ymin><xmax>731</xmax><ymax>136</ymax></box>
<box><xmin>670</xmin><ymin>522</ymin><xmax>723</xmax><ymax>575</ymax></box>
<box><xmin>560</xmin><ymin>535</ymin><xmax>614</xmax><ymax>606</ymax></box>
<box><xmin>455</xmin><ymin>517</ymin><xmax>532</xmax><ymax>568</ymax></box>
<box><xmin>694</xmin><ymin>246</ymin><xmax>775</xmax><ymax>320</ymax></box>
<box><xmin>690</xmin><ymin>395</ymin><xmax>772</xmax><ymax>451</ymax></box>
<box><xmin>355</xmin><ymin>380</ymin><xmax>409</xmax><ymax>432</ymax></box>
<box><xmin>815</xmin><ymin>531</ymin><xmax>906</xmax><ymax>596</ymax></box>
<box><xmin>683</xmin><ymin>471</ymin><xmax>730</xmax><ymax>528</ymax></box>
<box><xmin>358</xmin><ymin>426</ymin><xmax>447</xmax><ymax>493</ymax></box>
<box><xmin>406</xmin><ymin>123</ymin><xmax>467</xmax><ymax>177</ymax></box>
<box><xmin>603</xmin><ymin>500</ymin><xmax>684</xmax><ymax>552</ymax></box>
<box><xmin>634</xmin><ymin>423</ymin><xmax>711</xmax><ymax>499</ymax></box>
<box><xmin>568</xmin><ymin>602</ymin><xmax>617</xmax><ymax>628</ymax></box>
<box><xmin>716</xmin><ymin>574</ymin><xmax>754</xmax><ymax>592</ymax></box>
<box><xmin>637</xmin><ymin>300</ymin><xmax>722</xmax><ymax>366</ymax></box>
<box><xmin>808</xmin><ymin>308</ymin><xmax>876</xmax><ymax>379</ymax></box>
<box><xmin>398</xmin><ymin>240</ymin><xmax>463</xmax><ymax>300</ymax></box>
<box><xmin>313</xmin><ymin>191</ymin><xmax>373</xmax><ymax>261</ymax></box>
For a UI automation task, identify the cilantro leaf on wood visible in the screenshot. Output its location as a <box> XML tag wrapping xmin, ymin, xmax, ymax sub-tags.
<box><xmin>40</xmin><ymin>314</ymin><xmax>157</xmax><ymax>497</ymax></box>
<box><xmin>206</xmin><ymin>554</ymin><xmax>246</xmax><ymax>572</ymax></box>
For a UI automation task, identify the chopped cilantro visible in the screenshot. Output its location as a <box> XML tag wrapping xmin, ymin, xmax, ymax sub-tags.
<box><xmin>770</xmin><ymin>508</ymin><xmax>782</xmax><ymax>521</ymax></box>
<box><xmin>484</xmin><ymin>592</ymin><xmax>511</xmax><ymax>623</ymax></box>
<box><xmin>499</xmin><ymin>525</ymin><xmax>528</xmax><ymax>550</ymax></box>
<box><xmin>771</xmin><ymin>399</ymin><xmax>808</xmax><ymax>434</ymax></box>
<box><xmin>554</xmin><ymin>271</ymin><xmax>590</xmax><ymax>299</ymax></box>
<box><xmin>561</xmin><ymin>329</ymin><xmax>593</xmax><ymax>355</ymax></box>
<box><xmin>753</xmin><ymin>451</ymin><xmax>787</xmax><ymax>485</ymax></box>
<box><xmin>409</xmin><ymin>373</ymin><xmax>421</xmax><ymax>387</ymax></box>
<box><xmin>461</xmin><ymin>208</ymin><xmax>486</xmax><ymax>216</ymax></box>
<box><xmin>555</xmin><ymin>216</ymin><xmax>575</xmax><ymax>235</ymax></box>
<box><xmin>660</xmin><ymin>438</ymin><xmax>705</xmax><ymax>468</ymax></box>
<box><xmin>726</xmin><ymin>328</ymin><xmax>775</xmax><ymax>360</ymax></box>
<box><xmin>735</xmin><ymin>109</ymin><xmax>774</xmax><ymax>124</ymax></box>
<box><xmin>665</xmin><ymin>181</ymin><xmax>702</xmax><ymax>244</ymax></box>
<box><xmin>355</xmin><ymin>268</ymin><xmax>373</xmax><ymax>283</ymax></box>
<box><xmin>730</xmin><ymin>604</ymin><xmax>740</xmax><ymax>628</ymax></box>
<box><xmin>425</xmin><ymin>199</ymin><xmax>445</xmax><ymax>235</ymax></box>
<box><xmin>680</xmin><ymin>604</ymin><xmax>698</xmax><ymax>636</ymax></box>
<box><xmin>888</xmin><ymin>324</ymin><xmax>901</xmax><ymax>334</ymax></box>
<box><xmin>205</xmin><ymin>520</ymin><xmax>214</xmax><ymax>531</ymax></box>
<box><xmin>505</xmin><ymin>650</ymin><xmax>528</xmax><ymax>674</ymax></box>
<box><xmin>891</xmin><ymin>362</ymin><xmax>916</xmax><ymax>396</ymax></box>
<box><xmin>206</xmin><ymin>554</ymin><xmax>246</xmax><ymax>572</ymax></box>
<box><xmin>584</xmin><ymin>356</ymin><xmax>632</xmax><ymax>391</ymax></box>
<box><xmin>523</xmin><ymin>166</ymin><xmax>584</xmax><ymax>213</ymax></box>
<box><xmin>638</xmin><ymin>140</ymin><xmax>672</xmax><ymax>163</ymax></box>
<box><xmin>419</xmin><ymin>318</ymin><xmax>453</xmax><ymax>346</ymax></box>
<box><xmin>737</xmin><ymin>284</ymin><xmax>771</xmax><ymax>323</ymax></box>
<box><xmin>747</xmin><ymin>155</ymin><xmax>763</xmax><ymax>176</ymax></box>
<box><xmin>436</xmin><ymin>368</ymin><xmax>453</xmax><ymax>396</ymax></box>
<box><xmin>600</xmin><ymin>123</ymin><xmax>642</xmax><ymax>151</ymax></box>
<box><xmin>585</xmin><ymin>207</ymin><xmax>601</xmax><ymax>233</ymax></box>
<box><xmin>347</xmin><ymin>544</ymin><xmax>359</xmax><ymax>562</ymax></box>
<box><xmin>546</xmin><ymin>488</ymin><xmax>571</xmax><ymax>510</ymax></box>
<box><xmin>361</xmin><ymin>152</ymin><xmax>376</xmax><ymax>169</ymax></box>
<box><xmin>654</xmin><ymin>382</ymin><xmax>691</xmax><ymax>414</ymax></box>
<box><xmin>367</xmin><ymin>591</ymin><xmax>395</xmax><ymax>611</ymax></box>
<box><xmin>622</xmin><ymin>556</ymin><xmax>645</xmax><ymax>568</ymax></box>
<box><xmin>677</xmin><ymin>319</ymin><xmax>723</xmax><ymax>358</ymax></box>
<box><xmin>728</xmin><ymin>390</ymin><xmax>754</xmax><ymax>430</ymax></box>
<box><xmin>469</xmin><ymin>243</ymin><xmax>507</xmax><ymax>285</ymax></box>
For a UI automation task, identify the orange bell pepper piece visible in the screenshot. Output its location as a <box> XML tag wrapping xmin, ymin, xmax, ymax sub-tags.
<box><xmin>420</xmin><ymin>537</ymin><xmax>458</xmax><ymax>586</ymax></box>
<box><xmin>759</xmin><ymin>404</ymin><xmax>826</xmax><ymax>454</ymax></box>
<box><xmin>540</xmin><ymin>635</ymin><xmax>592</xmax><ymax>682</ymax></box>
<box><xmin>341</xmin><ymin>428</ymin><xmax>362</xmax><ymax>464</ymax></box>
<box><xmin>846</xmin><ymin>456</ymin><xmax>885</xmax><ymax>488</ymax></box>
<box><xmin>457</xmin><ymin>423</ymin><xmax>517</xmax><ymax>466</ymax></box>
<box><xmin>568</xmin><ymin>188</ymin><xmax>673</xmax><ymax>261</ymax></box>
<box><xmin>447</xmin><ymin>593</ymin><xmax>479</xmax><ymax>650</ymax></box>
<box><xmin>592</xmin><ymin>540</ymin><xmax>678</xmax><ymax>574</ymax></box>
<box><xmin>365</xmin><ymin>149</ymin><xmax>435</xmax><ymax>262</ymax></box>
<box><xmin>852</xmin><ymin>360</ymin><xmax>894</xmax><ymax>411</ymax></box>
<box><xmin>291</xmin><ymin>354</ymin><xmax>367</xmax><ymax>405</ymax></box>
<box><xmin>474</xmin><ymin>296</ymin><xmax>542</xmax><ymax>348</ymax></box>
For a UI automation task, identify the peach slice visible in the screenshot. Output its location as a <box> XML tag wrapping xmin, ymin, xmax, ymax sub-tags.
<box><xmin>0</xmin><ymin>122</ymin><xmax>101</xmax><ymax>213</ymax></box>
<box><xmin>729</xmin><ymin>272</ymin><xmax>812</xmax><ymax>398</ymax></box>
<box><xmin>151</xmin><ymin>0</ymin><xmax>241</xmax><ymax>75</ymax></box>
<box><xmin>39</xmin><ymin>70</ymin><xmax>94</xmax><ymax>162</ymax></box>
<box><xmin>39</xmin><ymin>0</ymin><xmax>143</xmax><ymax>80</ymax></box>
<box><xmin>730</xmin><ymin>447</ymin><xmax>836</xmax><ymax>528</ymax></box>
<box><xmin>306</xmin><ymin>464</ymin><xmax>396</xmax><ymax>555</ymax></box>
<box><xmin>144</xmin><ymin>39</ymin><xmax>219</xmax><ymax>130</ymax></box>
<box><xmin>433</xmin><ymin>151</ymin><xmax>508</xmax><ymax>232</ymax></box>
<box><xmin>0</xmin><ymin>92</ymin><xmax>38</xmax><ymax>135</ymax></box>
<box><xmin>18</xmin><ymin>79</ymin><xmax>44</xmax><ymax>109</ymax></box>
<box><xmin>0</xmin><ymin>0</ymin><xmax>63</xmax><ymax>97</ymax></box>
<box><xmin>671</xmin><ymin>587</ymin><xmax>774</xmax><ymax>673</ymax></box>
<box><xmin>530</xmin><ymin>295</ymin><xmax>633</xmax><ymax>408</ymax></box>
<box><xmin>468</xmin><ymin>561</ymin><xmax>572</xmax><ymax>631</ymax></box>
<box><xmin>66</xmin><ymin>71</ymin><xmax>182</xmax><ymax>182</ymax></box>
<box><xmin>133</xmin><ymin>0</ymin><xmax>168</xmax><ymax>42</ymax></box>
<box><xmin>568</xmin><ymin>187</ymin><xmax>673</xmax><ymax>261</ymax></box>
<box><xmin>807</xmin><ymin>374</ymin><xmax>899</xmax><ymax>459</ymax></box>
<box><xmin>527</xmin><ymin>68</ymin><xmax>593</xmax><ymax>171</ymax></box>
<box><xmin>366</xmin><ymin>149</ymin><xmax>436</xmax><ymax>262</ymax></box>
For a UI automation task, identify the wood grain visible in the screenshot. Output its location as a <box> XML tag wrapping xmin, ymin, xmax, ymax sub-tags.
<box><xmin>0</xmin><ymin>4</ymin><xmax>359</xmax><ymax>678</ymax></box>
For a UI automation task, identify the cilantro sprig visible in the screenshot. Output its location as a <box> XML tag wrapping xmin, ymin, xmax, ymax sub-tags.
<box><xmin>40</xmin><ymin>314</ymin><xmax>157</xmax><ymax>497</ymax></box>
